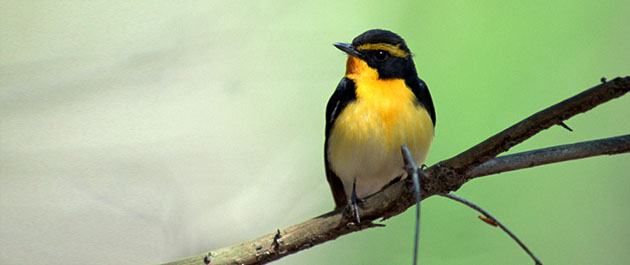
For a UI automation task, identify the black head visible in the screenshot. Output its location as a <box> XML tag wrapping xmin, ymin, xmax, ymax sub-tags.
<box><xmin>334</xmin><ymin>29</ymin><xmax>417</xmax><ymax>79</ymax></box>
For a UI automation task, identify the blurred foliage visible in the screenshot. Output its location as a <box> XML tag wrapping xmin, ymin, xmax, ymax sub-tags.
<box><xmin>278</xmin><ymin>1</ymin><xmax>630</xmax><ymax>264</ymax></box>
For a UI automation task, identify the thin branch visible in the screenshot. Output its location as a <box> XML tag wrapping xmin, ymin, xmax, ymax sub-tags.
<box><xmin>163</xmin><ymin>76</ymin><xmax>630</xmax><ymax>265</ymax></box>
<box><xmin>469</xmin><ymin>134</ymin><xmax>630</xmax><ymax>178</ymax></box>
<box><xmin>401</xmin><ymin>145</ymin><xmax>421</xmax><ymax>265</ymax></box>
<box><xmin>441</xmin><ymin>193</ymin><xmax>542</xmax><ymax>265</ymax></box>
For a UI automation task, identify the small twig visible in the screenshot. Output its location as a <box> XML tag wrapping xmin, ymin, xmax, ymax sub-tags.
<box><xmin>401</xmin><ymin>145</ymin><xmax>421</xmax><ymax>265</ymax></box>
<box><xmin>271</xmin><ymin>229</ymin><xmax>282</xmax><ymax>252</ymax></box>
<box><xmin>441</xmin><ymin>193</ymin><xmax>542</xmax><ymax>265</ymax></box>
<box><xmin>203</xmin><ymin>252</ymin><xmax>214</xmax><ymax>265</ymax></box>
<box><xmin>558</xmin><ymin>121</ymin><xmax>573</xmax><ymax>132</ymax></box>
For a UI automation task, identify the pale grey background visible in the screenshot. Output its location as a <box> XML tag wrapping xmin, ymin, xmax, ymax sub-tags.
<box><xmin>1</xmin><ymin>2</ymin><xmax>338</xmax><ymax>264</ymax></box>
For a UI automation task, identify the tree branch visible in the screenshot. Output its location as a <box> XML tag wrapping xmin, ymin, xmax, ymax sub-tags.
<box><xmin>163</xmin><ymin>76</ymin><xmax>630</xmax><ymax>265</ymax></box>
<box><xmin>468</xmin><ymin>134</ymin><xmax>630</xmax><ymax>178</ymax></box>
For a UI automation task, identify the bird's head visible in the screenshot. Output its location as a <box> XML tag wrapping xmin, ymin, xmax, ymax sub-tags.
<box><xmin>334</xmin><ymin>29</ymin><xmax>417</xmax><ymax>80</ymax></box>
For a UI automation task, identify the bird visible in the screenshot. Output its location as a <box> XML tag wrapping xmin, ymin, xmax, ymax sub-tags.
<box><xmin>324</xmin><ymin>29</ymin><xmax>436</xmax><ymax>219</ymax></box>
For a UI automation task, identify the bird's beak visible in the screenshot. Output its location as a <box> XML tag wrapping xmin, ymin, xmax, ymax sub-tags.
<box><xmin>333</xmin><ymin>42</ymin><xmax>362</xmax><ymax>58</ymax></box>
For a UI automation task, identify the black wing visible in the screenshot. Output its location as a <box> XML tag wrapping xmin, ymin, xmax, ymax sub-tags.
<box><xmin>324</xmin><ymin>77</ymin><xmax>356</xmax><ymax>208</ymax></box>
<box><xmin>405</xmin><ymin>77</ymin><xmax>436</xmax><ymax>126</ymax></box>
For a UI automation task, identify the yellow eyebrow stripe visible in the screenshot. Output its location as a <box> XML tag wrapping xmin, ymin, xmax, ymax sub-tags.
<box><xmin>356</xmin><ymin>43</ymin><xmax>409</xmax><ymax>58</ymax></box>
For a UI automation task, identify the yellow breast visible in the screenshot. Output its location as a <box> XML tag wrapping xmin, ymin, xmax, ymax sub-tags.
<box><xmin>327</xmin><ymin>58</ymin><xmax>434</xmax><ymax>199</ymax></box>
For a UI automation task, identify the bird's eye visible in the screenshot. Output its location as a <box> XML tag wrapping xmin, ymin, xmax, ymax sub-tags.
<box><xmin>374</xmin><ymin>50</ymin><xmax>388</xmax><ymax>61</ymax></box>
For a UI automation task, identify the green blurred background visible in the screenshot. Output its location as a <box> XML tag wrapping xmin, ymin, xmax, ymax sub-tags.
<box><xmin>1</xmin><ymin>1</ymin><xmax>629</xmax><ymax>264</ymax></box>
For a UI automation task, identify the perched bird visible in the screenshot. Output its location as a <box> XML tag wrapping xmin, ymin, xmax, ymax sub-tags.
<box><xmin>324</xmin><ymin>29</ymin><xmax>436</xmax><ymax>215</ymax></box>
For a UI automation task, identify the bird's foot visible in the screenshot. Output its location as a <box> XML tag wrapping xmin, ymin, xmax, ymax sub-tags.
<box><xmin>346</xmin><ymin>181</ymin><xmax>363</xmax><ymax>224</ymax></box>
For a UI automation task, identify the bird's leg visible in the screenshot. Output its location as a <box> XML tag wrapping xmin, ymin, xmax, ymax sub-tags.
<box><xmin>350</xmin><ymin>180</ymin><xmax>361</xmax><ymax>224</ymax></box>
